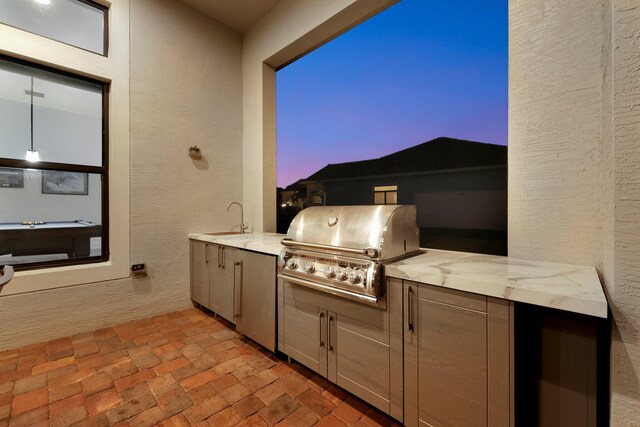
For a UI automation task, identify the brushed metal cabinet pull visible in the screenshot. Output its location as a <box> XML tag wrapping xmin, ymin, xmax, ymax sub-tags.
<box><xmin>319</xmin><ymin>312</ymin><xmax>325</xmax><ymax>348</ymax></box>
<box><xmin>222</xmin><ymin>247</ymin><xmax>225</xmax><ymax>269</ymax></box>
<box><xmin>217</xmin><ymin>246</ymin><xmax>221</xmax><ymax>268</ymax></box>
<box><xmin>328</xmin><ymin>315</ymin><xmax>334</xmax><ymax>352</ymax></box>
<box><xmin>408</xmin><ymin>286</ymin><xmax>415</xmax><ymax>333</ymax></box>
<box><xmin>205</xmin><ymin>244</ymin><xmax>209</xmax><ymax>264</ymax></box>
<box><xmin>234</xmin><ymin>261</ymin><xmax>242</xmax><ymax>317</ymax></box>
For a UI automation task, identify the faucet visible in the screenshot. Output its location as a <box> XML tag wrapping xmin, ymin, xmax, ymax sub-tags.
<box><xmin>226</xmin><ymin>202</ymin><xmax>248</xmax><ymax>233</ymax></box>
<box><xmin>0</xmin><ymin>265</ymin><xmax>14</xmax><ymax>289</ymax></box>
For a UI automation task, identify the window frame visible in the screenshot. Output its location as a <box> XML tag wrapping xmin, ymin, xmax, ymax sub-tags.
<box><xmin>0</xmin><ymin>54</ymin><xmax>110</xmax><ymax>271</ymax></box>
<box><xmin>0</xmin><ymin>0</ymin><xmax>131</xmax><ymax>296</ymax></box>
<box><xmin>374</xmin><ymin>185</ymin><xmax>398</xmax><ymax>205</ymax></box>
<box><xmin>0</xmin><ymin>0</ymin><xmax>109</xmax><ymax>57</ymax></box>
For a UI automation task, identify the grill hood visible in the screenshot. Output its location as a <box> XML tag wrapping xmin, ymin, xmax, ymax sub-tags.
<box><xmin>285</xmin><ymin>205</ymin><xmax>420</xmax><ymax>261</ymax></box>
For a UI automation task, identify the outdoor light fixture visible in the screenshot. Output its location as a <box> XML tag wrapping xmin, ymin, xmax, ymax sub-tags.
<box><xmin>33</xmin><ymin>0</ymin><xmax>51</xmax><ymax>5</ymax></box>
<box><xmin>25</xmin><ymin>77</ymin><xmax>41</xmax><ymax>163</ymax></box>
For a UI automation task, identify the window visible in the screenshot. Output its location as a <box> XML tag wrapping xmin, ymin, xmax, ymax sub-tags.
<box><xmin>0</xmin><ymin>0</ymin><xmax>107</xmax><ymax>55</ymax></box>
<box><xmin>0</xmin><ymin>55</ymin><xmax>108</xmax><ymax>270</ymax></box>
<box><xmin>374</xmin><ymin>185</ymin><xmax>398</xmax><ymax>205</ymax></box>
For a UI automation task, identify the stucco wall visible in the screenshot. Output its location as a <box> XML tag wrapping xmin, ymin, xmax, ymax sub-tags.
<box><xmin>509</xmin><ymin>0</ymin><xmax>640</xmax><ymax>422</ymax></box>
<box><xmin>0</xmin><ymin>0</ymin><xmax>243</xmax><ymax>349</ymax></box>
<box><xmin>611</xmin><ymin>0</ymin><xmax>640</xmax><ymax>423</ymax></box>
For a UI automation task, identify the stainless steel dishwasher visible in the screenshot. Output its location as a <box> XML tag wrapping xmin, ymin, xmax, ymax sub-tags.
<box><xmin>234</xmin><ymin>250</ymin><xmax>277</xmax><ymax>352</ymax></box>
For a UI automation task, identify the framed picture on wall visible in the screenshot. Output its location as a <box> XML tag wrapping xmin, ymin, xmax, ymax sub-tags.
<box><xmin>0</xmin><ymin>168</ymin><xmax>24</xmax><ymax>188</ymax></box>
<box><xmin>42</xmin><ymin>171</ymin><xmax>88</xmax><ymax>195</ymax></box>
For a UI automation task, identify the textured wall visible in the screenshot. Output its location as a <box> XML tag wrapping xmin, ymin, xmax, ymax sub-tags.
<box><xmin>611</xmin><ymin>0</ymin><xmax>640</xmax><ymax>424</ymax></box>
<box><xmin>510</xmin><ymin>0</ymin><xmax>640</xmax><ymax>422</ymax></box>
<box><xmin>0</xmin><ymin>0</ymin><xmax>243</xmax><ymax>350</ymax></box>
<box><xmin>509</xmin><ymin>0</ymin><xmax>605</xmax><ymax>265</ymax></box>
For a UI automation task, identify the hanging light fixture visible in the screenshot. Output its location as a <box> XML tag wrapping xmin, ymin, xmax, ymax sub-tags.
<box><xmin>25</xmin><ymin>77</ymin><xmax>40</xmax><ymax>163</ymax></box>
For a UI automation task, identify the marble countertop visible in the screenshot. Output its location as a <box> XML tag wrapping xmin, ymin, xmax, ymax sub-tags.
<box><xmin>385</xmin><ymin>249</ymin><xmax>608</xmax><ymax>318</ymax></box>
<box><xmin>189</xmin><ymin>232</ymin><xmax>284</xmax><ymax>256</ymax></box>
<box><xmin>188</xmin><ymin>232</ymin><xmax>608</xmax><ymax>318</ymax></box>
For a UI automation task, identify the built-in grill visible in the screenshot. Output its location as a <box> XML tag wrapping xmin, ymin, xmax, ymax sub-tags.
<box><xmin>278</xmin><ymin>205</ymin><xmax>421</xmax><ymax>306</ymax></box>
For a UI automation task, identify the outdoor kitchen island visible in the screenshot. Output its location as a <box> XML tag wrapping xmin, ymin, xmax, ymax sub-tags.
<box><xmin>189</xmin><ymin>232</ymin><xmax>609</xmax><ymax>427</ymax></box>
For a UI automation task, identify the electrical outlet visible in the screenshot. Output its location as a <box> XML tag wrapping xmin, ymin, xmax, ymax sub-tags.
<box><xmin>131</xmin><ymin>263</ymin><xmax>146</xmax><ymax>273</ymax></box>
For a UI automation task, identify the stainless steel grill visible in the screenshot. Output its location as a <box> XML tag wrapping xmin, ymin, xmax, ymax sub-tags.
<box><xmin>278</xmin><ymin>205</ymin><xmax>421</xmax><ymax>306</ymax></box>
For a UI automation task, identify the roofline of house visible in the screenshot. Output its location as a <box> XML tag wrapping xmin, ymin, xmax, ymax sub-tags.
<box><xmin>300</xmin><ymin>164</ymin><xmax>507</xmax><ymax>185</ymax></box>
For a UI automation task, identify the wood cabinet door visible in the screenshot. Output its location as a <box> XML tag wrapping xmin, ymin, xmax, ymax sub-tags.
<box><xmin>190</xmin><ymin>241</ymin><xmax>210</xmax><ymax>307</ymax></box>
<box><xmin>331</xmin><ymin>312</ymin><xmax>392</xmax><ymax>413</ymax></box>
<box><xmin>404</xmin><ymin>282</ymin><xmax>489</xmax><ymax>427</ymax></box>
<box><xmin>209</xmin><ymin>245</ymin><xmax>223</xmax><ymax>314</ymax></box>
<box><xmin>220</xmin><ymin>246</ymin><xmax>236</xmax><ymax>322</ymax></box>
<box><xmin>282</xmin><ymin>292</ymin><xmax>327</xmax><ymax>377</ymax></box>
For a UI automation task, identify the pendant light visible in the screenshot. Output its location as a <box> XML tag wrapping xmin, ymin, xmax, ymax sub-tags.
<box><xmin>25</xmin><ymin>77</ymin><xmax>40</xmax><ymax>163</ymax></box>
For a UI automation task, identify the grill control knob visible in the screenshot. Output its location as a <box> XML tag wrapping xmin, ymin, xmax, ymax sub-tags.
<box><xmin>348</xmin><ymin>272</ymin><xmax>362</xmax><ymax>284</ymax></box>
<box><xmin>324</xmin><ymin>267</ymin><xmax>336</xmax><ymax>279</ymax></box>
<box><xmin>304</xmin><ymin>262</ymin><xmax>315</xmax><ymax>274</ymax></box>
<box><xmin>337</xmin><ymin>269</ymin><xmax>348</xmax><ymax>281</ymax></box>
<box><xmin>286</xmin><ymin>259</ymin><xmax>297</xmax><ymax>270</ymax></box>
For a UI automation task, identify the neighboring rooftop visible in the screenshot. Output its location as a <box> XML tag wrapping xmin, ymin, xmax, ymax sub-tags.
<box><xmin>302</xmin><ymin>137</ymin><xmax>507</xmax><ymax>182</ymax></box>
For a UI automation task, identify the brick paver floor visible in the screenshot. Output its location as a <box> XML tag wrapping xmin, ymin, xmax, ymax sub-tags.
<box><xmin>0</xmin><ymin>308</ymin><xmax>401</xmax><ymax>426</ymax></box>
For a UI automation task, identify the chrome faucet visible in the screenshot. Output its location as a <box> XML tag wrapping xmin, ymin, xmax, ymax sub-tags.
<box><xmin>0</xmin><ymin>265</ymin><xmax>14</xmax><ymax>289</ymax></box>
<box><xmin>226</xmin><ymin>202</ymin><xmax>248</xmax><ymax>233</ymax></box>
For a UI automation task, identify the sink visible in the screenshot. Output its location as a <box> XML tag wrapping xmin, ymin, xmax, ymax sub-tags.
<box><xmin>202</xmin><ymin>231</ymin><xmax>246</xmax><ymax>236</ymax></box>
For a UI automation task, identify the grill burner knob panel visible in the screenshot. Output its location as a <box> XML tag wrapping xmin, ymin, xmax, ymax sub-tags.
<box><xmin>337</xmin><ymin>269</ymin><xmax>348</xmax><ymax>281</ymax></box>
<box><xmin>348</xmin><ymin>272</ymin><xmax>363</xmax><ymax>284</ymax></box>
<box><xmin>286</xmin><ymin>259</ymin><xmax>298</xmax><ymax>270</ymax></box>
<box><xmin>324</xmin><ymin>267</ymin><xmax>336</xmax><ymax>279</ymax></box>
<box><xmin>304</xmin><ymin>262</ymin><xmax>315</xmax><ymax>273</ymax></box>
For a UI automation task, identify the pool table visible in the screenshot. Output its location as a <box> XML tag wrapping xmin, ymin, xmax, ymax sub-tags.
<box><xmin>0</xmin><ymin>220</ymin><xmax>102</xmax><ymax>258</ymax></box>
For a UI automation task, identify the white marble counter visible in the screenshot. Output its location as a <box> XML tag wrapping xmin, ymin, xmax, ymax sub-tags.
<box><xmin>187</xmin><ymin>233</ymin><xmax>608</xmax><ymax>318</ymax></box>
<box><xmin>385</xmin><ymin>249</ymin><xmax>608</xmax><ymax>318</ymax></box>
<box><xmin>189</xmin><ymin>232</ymin><xmax>285</xmax><ymax>256</ymax></box>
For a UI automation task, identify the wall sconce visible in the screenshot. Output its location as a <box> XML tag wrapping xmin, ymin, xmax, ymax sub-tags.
<box><xmin>188</xmin><ymin>145</ymin><xmax>202</xmax><ymax>160</ymax></box>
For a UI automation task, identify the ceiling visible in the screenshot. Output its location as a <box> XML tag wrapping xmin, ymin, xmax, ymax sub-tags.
<box><xmin>176</xmin><ymin>0</ymin><xmax>282</xmax><ymax>33</ymax></box>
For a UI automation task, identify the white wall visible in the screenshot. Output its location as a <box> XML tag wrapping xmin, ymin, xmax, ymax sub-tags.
<box><xmin>0</xmin><ymin>0</ymin><xmax>243</xmax><ymax>349</ymax></box>
<box><xmin>611</xmin><ymin>0</ymin><xmax>640</xmax><ymax>423</ymax></box>
<box><xmin>509</xmin><ymin>0</ymin><xmax>640</xmax><ymax>422</ymax></box>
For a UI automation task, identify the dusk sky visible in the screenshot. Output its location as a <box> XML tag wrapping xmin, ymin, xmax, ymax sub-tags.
<box><xmin>276</xmin><ymin>0</ymin><xmax>508</xmax><ymax>188</ymax></box>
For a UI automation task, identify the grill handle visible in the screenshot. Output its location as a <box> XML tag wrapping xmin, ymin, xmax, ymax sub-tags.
<box><xmin>281</xmin><ymin>238</ymin><xmax>379</xmax><ymax>259</ymax></box>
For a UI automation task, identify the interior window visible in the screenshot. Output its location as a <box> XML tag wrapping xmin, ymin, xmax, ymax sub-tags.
<box><xmin>0</xmin><ymin>0</ymin><xmax>107</xmax><ymax>55</ymax></box>
<box><xmin>0</xmin><ymin>56</ymin><xmax>108</xmax><ymax>270</ymax></box>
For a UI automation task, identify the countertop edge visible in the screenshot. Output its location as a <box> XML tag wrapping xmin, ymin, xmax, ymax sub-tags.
<box><xmin>188</xmin><ymin>233</ymin><xmax>608</xmax><ymax>318</ymax></box>
<box><xmin>188</xmin><ymin>232</ymin><xmax>284</xmax><ymax>256</ymax></box>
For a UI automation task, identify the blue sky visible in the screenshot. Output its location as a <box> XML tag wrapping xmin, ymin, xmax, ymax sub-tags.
<box><xmin>276</xmin><ymin>0</ymin><xmax>508</xmax><ymax>187</ymax></box>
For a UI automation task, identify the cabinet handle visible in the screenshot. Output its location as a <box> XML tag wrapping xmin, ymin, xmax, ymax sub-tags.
<box><xmin>328</xmin><ymin>315</ymin><xmax>334</xmax><ymax>352</ymax></box>
<box><xmin>217</xmin><ymin>246</ymin><xmax>221</xmax><ymax>268</ymax></box>
<box><xmin>234</xmin><ymin>261</ymin><xmax>242</xmax><ymax>317</ymax></box>
<box><xmin>408</xmin><ymin>286</ymin><xmax>415</xmax><ymax>333</ymax></box>
<box><xmin>222</xmin><ymin>247</ymin><xmax>225</xmax><ymax>269</ymax></box>
<box><xmin>205</xmin><ymin>244</ymin><xmax>209</xmax><ymax>264</ymax></box>
<box><xmin>319</xmin><ymin>312</ymin><xmax>325</xmax><ymax>348</ymax></box>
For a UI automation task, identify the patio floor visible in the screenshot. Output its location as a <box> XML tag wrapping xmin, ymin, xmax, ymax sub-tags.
<box><xmin>0</xmin><ymin>308</ymin><xmax>400</xmax><ymax>426</ymax></box>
